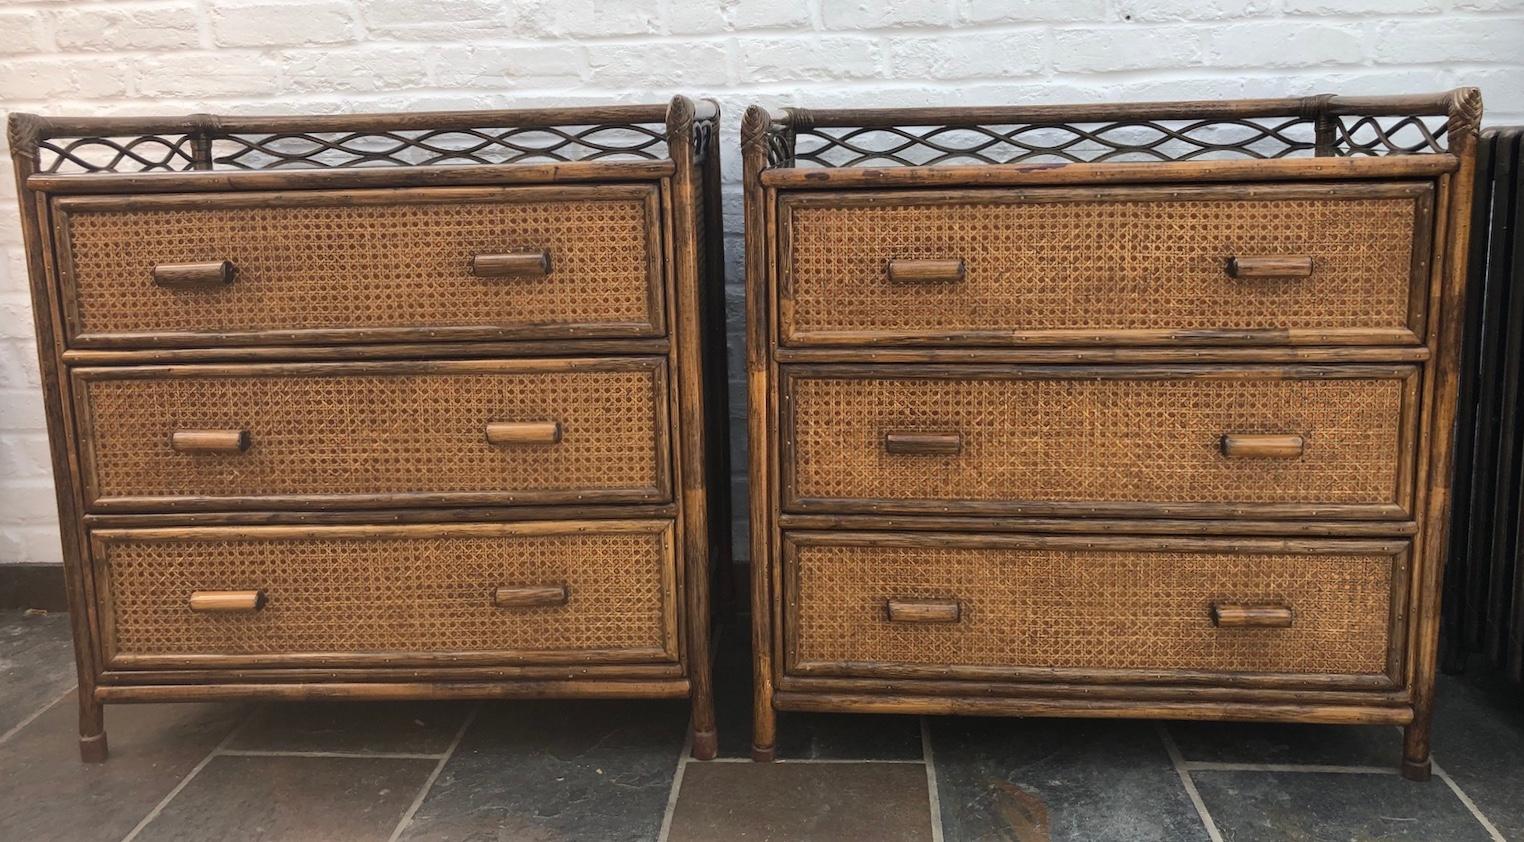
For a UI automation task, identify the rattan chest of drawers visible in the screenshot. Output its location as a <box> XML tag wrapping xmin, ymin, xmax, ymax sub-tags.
<box><xmin>9</xmin><ymin>97</ymin><xmax>731</xmax><ymax>762</ymax></box>
<box><xmin>742</xmin><ymin>89</ymin><xmax>1482</xmax><ymax>780</ymax></box>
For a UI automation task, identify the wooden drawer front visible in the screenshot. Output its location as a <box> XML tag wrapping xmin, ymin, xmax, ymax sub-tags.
<box><xmin>75</xmin><ymin>358</ymin><xmax>669</xmax><ymax>511</ymax></box>
<box><xmin>54</xmin><ymin>185</ymin><xmax>664</xmax><ymax>348</ymax></box>
<box><xmin>785</xmin><ymin>532</ymin><xmax>1406</xmax><ymax>683</ymax></box>
<box><xmin>780</xmin><ymin>183</ymin><xmax>1431</xmax><ymax>347</ymax></box>
<box><xmin>783</xmin><ymin>365</ymin><xmax>1416</xmax><ymax>519</ymax></box>
<box><xmin>92</xmin><ymin>521</ymin><xmax>678</xmax><ymax>668</ymax></box>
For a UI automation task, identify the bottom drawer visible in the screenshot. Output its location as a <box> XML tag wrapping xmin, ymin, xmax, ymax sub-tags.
<box><xmin>784</xmin><ymin>531</ymin><xmax>1407</xmax><ymax>684</ymax></box>
<box><xmin>91</xmin><ymin>520</ymin><xmax>678</xmax><ymax>669</ymax></box>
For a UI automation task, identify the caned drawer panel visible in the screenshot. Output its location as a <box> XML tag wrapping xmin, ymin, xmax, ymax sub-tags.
<box><xmin>779</xmin><ymin>183</ymin><xmax>1432</xmax><ymax>347</ymax></box>
<box><xmin>73</xmin><ymin>358</ymin><xmax>670</xmax><ymax>511</ymax></box>
<box><xmin>91</xmin><ymin>521</ymin><xmax>679</xmax><ymax>668</ymax></box>
<box><xmin>782</xmin><ymin>365</ymin><xmax>1417</xmax><ymax>519</ymax></box>
<box><xmin>784</xmin><ymin>532</ymin><xmax>1407</xmax><ymax>684</ymax></box>
<box><xmin>52</xmin><ymin>185</ymin><xmax>664</xmax><ymax>348</ymax></box>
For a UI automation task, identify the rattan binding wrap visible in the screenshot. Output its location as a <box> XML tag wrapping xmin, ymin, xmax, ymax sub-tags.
<box><xmin>785</xmin><ymin>194</ymin><xmax>1419</xmax><ymax>338</ymax></box>
<box><xmin>787</xmin><ymin>372</ymin><xmax>1406</xmax><ymax>506</ymax></box>
<box><xmin>80</xmin><ymin>363</ymin><xmax>666</xmax><ymax>504</ymax></box>
<box><xmin>789</xmin><ymin>538</ymin><xmax>1395</xmax><ymax>675</ymax></box>
<box><xmin>62</xmin><ymin>191</ymin><xmax>658</xmax><ymax>340</ymax></box>
<box><xmin>98</xmin><ymin>523</ymin><xmax>674</xmax><ymax>658</ymax></box>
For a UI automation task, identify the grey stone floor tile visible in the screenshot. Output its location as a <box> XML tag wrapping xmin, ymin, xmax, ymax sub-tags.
<box><xmin>0</xmin><ymin>608</ymin><xmax>77</xmax><ymax>736</ymax></box>
<box><xmin>0</xmin><ymin>691</ymin><xmax>247</xmax><ymax>842</ymax></box>
<box><xmin>1192</xmin><ymin>769</ymin><xmax>1495</xmax><ymax>841</ymax></box>
<box><xmin>1166</xmin><ymin>720</ymin><xmax>1401</xmax><ymax>768</ymax></box>
<box><xmin>668</xmin><ymin>761</ymin><xmax>933</xmax><ymax>842</ymax></box>
<box><xmin>741</xmin><ymin>710</ymin><xmax>927</xmax><ymax>762</ymax></box>
<box><xmin>929</xmin><ymin>717</ymin><xmax>1212</xmax><ymax>842</ymax></box>
<box><xmin>397</xmin><ymin>699</ymin><xmax>687</xmax><ymax>842</ymax></box>
<box><xmin>712</xmin><ymin>622</ymin><xmax>922</xmax><ymax>760</ymax></box>
<box><xmin>228</xmin><ymin>700</ymin><xmax>473</xmax><ymax>755</ymax></box>
<box><xmin>1431</xmin><ymin>670</ymin><xmax>1524</xmax><ymax>839</ymax></box>
<box><xmin>135</xmin><ymin>754</ymin><xmax>435</xmax><ymax>842</ymax></box>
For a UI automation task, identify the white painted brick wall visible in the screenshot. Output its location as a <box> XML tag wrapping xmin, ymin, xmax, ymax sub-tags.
<box><xmin>1</xmin><ymin>0</ymin><xmax>1522</xmax><ymax>564</ymax></box>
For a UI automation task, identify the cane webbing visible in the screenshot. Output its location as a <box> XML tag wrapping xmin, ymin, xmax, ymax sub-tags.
<box><xmin>83</xmin><ymin>366</ymin><xmax>665</xmax><ymax>503</ymax></box>
<box><xmin>791</xmin><ymin>540</ymin><xmax>1394</xmax><ymax>675</ymax></box>
<box><xmin>789</xmin><ymin>374</ymin><xmax>1404</xmax><ymax>507</ymax></box>
<box><xmin>64</xmin><ymin>194</ymin><xmax>658</xmax><ymax>340</ymax></box>
<box><xmin>102</xmin><ymin>524</ymin><xmax>673</xmax><ymax>658</ymax></box>
<box><xmin>786</xmin><ymin>195</ymin><xmax>1417</xmax><ymax>339</ymax></box>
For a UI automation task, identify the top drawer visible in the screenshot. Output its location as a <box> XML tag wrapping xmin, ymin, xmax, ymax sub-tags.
<box><xmin>51</xmin><ymin>185</ymin><xmax>665</xmax><ymax>349</ymax></box>
<box><xmin>779</xmin><ymin>182</ymin><xmax>1433</xmax><ymax>348</ymax></box>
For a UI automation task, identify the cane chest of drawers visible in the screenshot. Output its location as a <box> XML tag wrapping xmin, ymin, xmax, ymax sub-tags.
<box><xmin>742</xmin><ymin>89</ymin><xmax>1482</xmax><ymax>780</ymax></box>
<box><xmin>9</xmin><ymin>97</ymin><xmax>731</xmax><ymax>761</ymax></box>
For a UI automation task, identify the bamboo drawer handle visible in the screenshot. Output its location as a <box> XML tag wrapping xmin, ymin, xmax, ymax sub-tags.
<box><xmin>153</xmin><ymin>260</ymin><xmax>236</xmax><ymax>288</ymax></box>
<box><xmin>886</xmin><ymin>598</ymin><xmax>962</xmax><ymax>624</ymax></box>
<box><xmin>172</xmin><ymin>429</ymin><xmax>252</xmax><ymax>454</ymax></box>
<box><xmin>884</xmin><ymin>431</ymin><xmax>962</xmax><ymax>455</ymax></box>
<box><xmin>485</xmin><ymin>421</ymin><xmax>562</xmax><ymax>446</ymax></box>
<box><xmin>886</xmin><ymin>258</ymin><xmax>966</xmax><ymax>283</ymax></box>
<box><xmin>189</xmin><ymin>590</ymin><xmax>267</xmax><ymax>613</ymax></box>
<box><xmin>1220</xmin><ymin>433</ymin><xmax>1305</xmax><ymax>459</ymax></box>
<box><xmin>1225</xmin><ymin>255</ymin><xmax>1314</xmax><ymax>279</ymax></box>
<box><xmin>1211</xmin><ymin>602</ymin><xmax>1294</xmax><ymax>628</ymax></box>
<box><xmin>472</xmin><ymin>251</ymin><xmax>552</xmax><ymax>279</ymax></box>
<box><xmin>493</xmin><ymin>585</ymin><xmax>569</xmax><ymax>608</ymax></box>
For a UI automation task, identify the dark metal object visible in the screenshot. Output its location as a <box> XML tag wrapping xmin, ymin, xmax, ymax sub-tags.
<box><xmin>1445</xmin><ymin>127</ymin><xmax>1524</xmax><ymax>684</ymax></box>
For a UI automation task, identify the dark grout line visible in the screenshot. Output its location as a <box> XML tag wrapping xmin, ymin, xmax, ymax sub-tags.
<box><xmin>920</xmin><ymin>717</ymin><xmax>944</xmax><ymax>842</ymax></box>
<box><xmin>1156</xmin><ymin>722</ymin><xmax>1224</xmax><ymax>842</ymax></box>
<box><xmin>118</xmin><ymin>705</ymin><xmax>259</xmax><ymax>842</ymax></box>
<box><xmin>0</xmin><ymin>683</ymin><xmax>76</xmax><ymax>747</ymax></box>
<box><xmin>1432</xmin><ymin>761</ymin><xmax>1506</xmax><ymax>842</ymax></box>
<box><xmin>386</xmin><ymin>700</ymin><xmax>482</xmax><ymax>842</ymax></box>
<box><xmin>655</xmin><ymin>722</ymin><xmax>695</xmax><ymax>842</ymax></box>
<box><xmin>1385</xmin><ymin>725</ymin><xmax>1506</xmax><ymax>841</ymax></box>
<box><xmin>217</xmin><ymin>748</ymin><xmax>449</xmax><ymax>760</ymax></box>
<box><xmin>1184</xmin><ymin>762</ymin><xmax>1399</xmax><ymax>774</ymax></box>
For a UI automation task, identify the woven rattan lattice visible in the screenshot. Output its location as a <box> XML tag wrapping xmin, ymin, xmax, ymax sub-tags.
<box><xmin>753</xmin><ymin>90</ymin><xmax>1477</xmax><ymax>168</ymax></box>
<box><xmin>10</xmin><ymin>102</ymin><xmax>724</xmax><ymax>174</ymax></box>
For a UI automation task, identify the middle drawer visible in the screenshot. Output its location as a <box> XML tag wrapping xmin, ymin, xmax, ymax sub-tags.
<box><xmin>782</xmin><ymin>364</ymin><xmax>1418</xmax><ymax>519</ymax></box>
<box><xmin>73</xmin><ymin>358</ymin><xmax>670</xmax><ymax>511</ymax></box>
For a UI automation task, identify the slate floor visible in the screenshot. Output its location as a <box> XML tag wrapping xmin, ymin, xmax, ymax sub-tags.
<box><xmin>2</xmin><ymin>609</ymin><xmax>1521</xmax><ymax>841</ymax></box>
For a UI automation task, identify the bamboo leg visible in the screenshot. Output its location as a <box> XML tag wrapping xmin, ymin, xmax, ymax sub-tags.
<box><xmin>1402</xmin><ymin>719</ymin><xmax>1432</xmax><ymax>781</ymax></box>
<box><xmin>690</xmin><ymin>664</ymin><xmax>718</xmax><ymax>761</ymax></box>
<box><xmin>78</xmin><ymin>696</ymin><xmax>107</xmax><ymax>763</ymax></box>
<box><xmin>752</xmin><ymin>681</ymin><xmax>777</xmax><ymax>762</ymax></box>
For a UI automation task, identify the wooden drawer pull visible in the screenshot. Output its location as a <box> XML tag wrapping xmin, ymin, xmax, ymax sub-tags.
<box><xmin>1211</xmin><ymin>602</ymin><xmax>1294</xmax><ymax>628</ymax></box>
<box><xmin>493</xmin><ymin>585</ymin><xmax>569</xmax><ymax>608</ymax></box>
<box><xmin>1225</xmin><ymin>255</ymin><xmax>1314</xmax><ymax>279</ymax></box>
<box><xmin>887</xmin><ymin>258</ymin><xmax>965</xmax><ymax>283</ymax></box>
<box><xmin>189</xmin><ymin>590</ymin><xmax>267</xmax><ymax>613</ymax></box>
<box><xmin>485</xmin><ymin>421</ymin><xmax>563</xmax><ymax>446</ymax></box>
<box><xmin>472</xmin><ymin>251</ymin><xmax>552</xmax><ymax>279</ymax></box>
<box><xmin>153</xmin><ymin>260</ymin><xmax>236</xmax><ymax>288</ymax></box>
<box><xmin>886</xmin><ymin>598</ymin><xmax>962</xmax><ymax>624</ymax></box>
<box><xmin>172</xmin><ymin>429</ymin><xmax>252</xmax><ymax>454</ymax></box>
<box><xmin>1220</xmin><ymin>433</ymin><xmax>1305</xmax><ymax>459</ymax></box>
<box><xmin>884</xmin><ymin>431</ymin><xmax>962</xmax><ymax>455</ymax></box>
